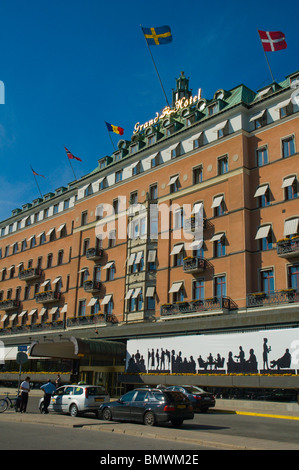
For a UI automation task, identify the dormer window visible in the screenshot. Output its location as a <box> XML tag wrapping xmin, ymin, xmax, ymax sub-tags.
<box><xmin>130</xmin><ymin>143</ymin><xmax>138</xmax><ymax>154</ymax></box>
<box><xmin>148</xmin><ymin>134</ymin><xmax>156</xmax><ymax>145</ymax></box>
<box><xmin>208</xmin><ymin>103</ymin><xmax>218</xmax><ymax>116</ymax></box>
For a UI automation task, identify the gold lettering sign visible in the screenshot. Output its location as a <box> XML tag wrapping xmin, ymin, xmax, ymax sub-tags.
<box><xmin>133</xmin><ymin>89</ymin><xmax>202</xmax><ymax>134</ymax></box>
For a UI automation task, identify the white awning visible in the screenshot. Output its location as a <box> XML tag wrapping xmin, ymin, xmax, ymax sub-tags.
<box><xmin>211</xmin><ymin>195</ymin><xmax>223</xmax><ymax>208</ymax></box>
<box><xmin>190</xmin><ymin>239</ymin><xmax>203</xmax><ymax>249</ymax></box>
<box><xmin>39</xmin><ymin>308</ymin><xmax>47</xmax><ymax>317</ymax></box>
<box><xmin>281</xmin><ymin>176</ymin><xmax>296</xmax><ymax>188</ymax></box>
<box><xmin>87</xmin><ymin>297</ymin><xmax>98</xmax><ymax>307</ymax></box>
<box><xmin>210</xmin><ymin>232</ymin><xmax>225</xmax><ymax>242</ymax></box>
<box><xmin>78</xmin><ymin>268</ymin><xmax>88</xmax><ymax>273</ymax></box>
<box><xmin>170</xmin><ymin>244</ymin><xmax>184</xmax><ymax>256</ymax></box>
<box><xmin>40</xmin><ymin>280</ymin><xmax>50</xmax><ymax>287</ymax></box>
<box><xmin>135</xmin><ymin>251</ymin><xmax>143</xmax><ymax>264</ymax></box>
<box><xmin>213</xmin><ymin>120</ymin><xmax>228</xmax><ymax>132</ymax></box>
<box><xmin>57</xmin><ymin>223</ymin><xmax>66</xmax><ymax>233</ymax></box>
<box><xmin>46</xmin><ymin>228</ymin><xmax>55</xmax><ymax>237</ymax></box>
<box><xmin>18</xmin><ymin>310</ymin><xmax>27</xmax><ymax>317</ymax></box>
<box><xmin>52</xmin><ymin>277</ymin><xmax>62</xmax><ymax>285</ymax></box>
<box><xmin>146</xmin><ymin>286</ymin><xmax>156</xmax><ymax>297</ymax></box>
<box><xmin>254</xmin><ymin>184</ymin><xmax>269</xmax><ymax>197</ymax></box>
<box><xmin>147</xmin><ymin>250</ymin><xmax>156</xmax><ymax>262</ymax></box>
<box><xmin>191</xmin><ymin>202</ymin><xmax>203</xmax><ymax>214</ymax></box>
<box><xmin>1</xmin><ymin>314</ymin><xmax>8</xmax><ymax>322</ymax></box>
<box><xmin>102</xmin><ymin>261</ymin><xmax>114</xmax><ymax>270</ymax></box>
<box><xmin>249</xmin><ymin>109</ymin><xmax>265</xmax><ymax>122</ymax></box>
<box><xmin>128</xmin><ymin>254</ymin><xmax>136</xmax><ymax>266</ymax></box>
<box><xmin>29</xmin><ymin>308</ymin><xmax>38</xmax><ymax>316</ymax></box>
<box><xmin>284</xmin><ymin>218</ymin><xmax>299</xmax><ymax>236</ymax></box>
<box><xmin>275</xmin><ymin>98</ymin><xmax>291</xmax><ymax>110</ymax></box>
<box><xmin>49</xmin><ymin>307</ymin><xmax>59</xmax><ymax>315</ymax></box>
<box><xmin>61</xmin><ymin>304</ymin><xmax>68</xmax><ymax>313</ymax></box>
<box><xmin>101</xmin><ymin>294</ymin><xmax>112</xmax><ymax>305</ymax></box>
<box><xmin>125</xmin><ymin>289</ymin><xmax>134</xmax><ymax>300</ymax></box>
<box><xmin>167</xmin><ymin>175</ymin><xmax>179</xmax><ymax>186</ymax></box>
<box><xmin>37</xmin><ymin>231</ymin><xmax>45</xmax><ymax>238</ymax></box>
<box><xmin>10</xmin><ymin>313</ymin><xmax>18</xmax><ymax>321</ymax></box>
<box><xmin>255</xmin><ymin>225</ymin><xmax>271</xmax><ymax>240</ymax></box>
<box><xmin>188</xmin><ymin>132</ymin><xmax>202</xmax><ymax>143</ymax></box>
<box><xmin>132</xmin><ymin>287</ymin><xmax>142</xmax><ymax>298</ymax></box>
<box><xmin>256</xmin><ymin>87</ymin><xmax>271</xmax><ymax>99</ymax></box>
<box><xmin>169</xmin><ymin>281</ymin><xmax>183</xmax><ymax>293</ymax></box>
<box><xmin>166</xmin><ymin>144</ymin><xmax>179</xmax><ymax>154</ymax></box>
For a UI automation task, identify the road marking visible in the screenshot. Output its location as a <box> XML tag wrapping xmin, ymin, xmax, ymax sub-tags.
<box><xmin>235</xmin><ymin>411</ymin><xmax>299</xmax><ymax>421</ymax></box>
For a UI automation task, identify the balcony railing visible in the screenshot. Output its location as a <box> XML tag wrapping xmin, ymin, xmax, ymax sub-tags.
<box><xmin>0</xmin><ymin>299</ymin><xmax>20</xmax><ymax>311</ymax></box>
<box><xmin>18</xmin><ymin>268</ymin><xmax>43</xmax><ymax>281</ymax></box>
<box><xmin>83</xmin><ymin>280</ymin><xmax>102</xmax><ymax>293</ymax></box>
<box><xmin>86</xmin><ymin>248</ymin><xmax>103</xmax><ymax>261</ymax></box>
<box><xmin>183</xmin><ymin>256</ymin><xmax>206</xmax><ymax>273</ymax></box>
<box><xmin>160</xmin><ymin>296</ymin><xmax>238</xmax><ymax>317</ymax></box>
<box><xmin>277</xmin><ymin>238</ymin><xmax>299</xmax><ymax>258</ymax></box>
<box><xmin>67</xmin><ymin>312</ymin><xmax>117</xmax><ymax>327</ymax></box>
<box><xmin>246</xmin><ymin>289</ymin><xmax>299</xmax><ymax>308</ymax></box>
<box><xmin>35</xmin><ymin>291</ymin><xmax>61</xmax><ymax>304</ymax></box>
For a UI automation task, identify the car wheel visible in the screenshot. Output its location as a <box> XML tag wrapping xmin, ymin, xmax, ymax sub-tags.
<box><xmin>143</xmin><ymin>411</ymin><xmax>155</xmax><ymax>426</ymax></box>
<box><xmin>170</xmin><ymin>418</ymin><xmax>184</xmax><ymax>427</ymax></box>
<box><xmin>69</xmin><ymin>404</ymin><xmax>79</xmax><ymax>417</ymax></box>
<box><xmin>39</xmin><ymin>402</ymin><xmax>45</xmax><ymax>414</ymax></box>
<box><xmin>102</xmin><ymin>407</ymin><xmax>112</xmax><ymax>421</ymax></box>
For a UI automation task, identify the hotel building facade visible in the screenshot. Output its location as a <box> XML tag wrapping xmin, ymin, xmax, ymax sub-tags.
<box><xmin>1</xmin><ymin>70</ymin><xmax>299</xmax><ymax>395</ymax></box>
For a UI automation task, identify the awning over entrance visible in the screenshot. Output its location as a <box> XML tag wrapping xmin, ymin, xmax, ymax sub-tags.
<box><xmin>28</xmin><ymin>336</ymin><xmax>126</xmax><ymax>361</ymax></box>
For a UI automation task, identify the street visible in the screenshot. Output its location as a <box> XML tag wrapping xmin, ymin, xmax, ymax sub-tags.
<box><xmin>0</xmin><ymin>394</ymin><xmax>299</xmax><ymax>451</ymax></box>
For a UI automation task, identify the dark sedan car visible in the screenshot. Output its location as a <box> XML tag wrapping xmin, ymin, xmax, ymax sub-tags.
<box><xmin>167</xmin><ymin>385</ymin><xmax>215</xmax><ymax>412</ymax></box>
<box><xmin>99</xmin><ymin>388</ymin><xmax>194</xmax><ymax>426</ymax></box>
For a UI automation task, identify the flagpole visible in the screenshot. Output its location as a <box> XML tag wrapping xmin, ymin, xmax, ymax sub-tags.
<box><xmin>105</xmin><ymin>122</ymin><xmax>116</xmax><ymax>151</ymax></box>
<box><xmin>257</xmin><ymin>29</ymin><xmax>275</xmax><ymax>83</ymax></box>
<box><xmin>140</xmin><ymin>25</ymin><xmax>170</xmax><ymax>107</ymax></box>
<box><xmin>68</xmin><ymin>158</ymin><xmax>77</xmax><ymax>180</ymax></box>
<box><xmin>30</xmin><ymin>166</ymin><xmax>43</xmax><ymax>198</ymax></box>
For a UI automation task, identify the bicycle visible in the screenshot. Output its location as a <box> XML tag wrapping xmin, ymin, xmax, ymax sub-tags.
<box><xmin>0</xmin><ymin>392</ymin><xmax>20</xmax><ymax>413</ymax></box>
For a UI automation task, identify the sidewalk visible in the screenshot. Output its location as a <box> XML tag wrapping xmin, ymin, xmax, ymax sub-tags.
<box><xmin>1</xmin><ymin>393</ymin><xmax>299</xmax><ymax>450</ymax></box>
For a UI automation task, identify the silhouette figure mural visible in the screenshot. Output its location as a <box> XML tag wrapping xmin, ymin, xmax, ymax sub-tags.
<box><xmin>126</xmin><ymin>329</ymin><xmax>299</xmax><ymax>375</ymax></box>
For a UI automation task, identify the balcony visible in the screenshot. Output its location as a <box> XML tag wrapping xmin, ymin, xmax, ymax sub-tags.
<box><xmin>184</xmin><ymin>216</ymin><xmax>206</xmax><ymax>233</ymax></box>
<box><xmin>277</xmin><ymin>237</ymin><xmax>299</xmax><ymax>258</ymax></box>
<box><xmin>35</xmin><ymin>291</ymin><xmax>61</xmax><ymax>304</ymax></box>
<box><xmin>86</xmin><ymin>248</ymin><xmax>103</xmax><ymax>261</ymax></box>
<box><xmin>160</xmin><ymin>296</ymin><xmax>238</xmax><ymax>317</ymax></box>
<box><xmin>83</xmin><ymin>280</ymin><xmax>102</xmax><ymax>293</ymax></box>
<box><xmin>0</xmin><ymin>299</ymin><xmax>20</xmax><ymax>311</ymax></box>
<box><xmin>19</xmin><ymin>268</ymin><xmax>43</xmax><ymax>281</ymax></box>
<box><xmin>246</xmin><ymin>289</ymin><xmax>299</xmax><ymax>308</ymax></box>
<box><xmin>183</xmin><ymin>256</ymin><xmax>206</xmax><ymax>274</ymax></box>
<box><xmin>67</xmin><ymin>312</ymin><xmax>117</xmax><ymax>328</ymax></box>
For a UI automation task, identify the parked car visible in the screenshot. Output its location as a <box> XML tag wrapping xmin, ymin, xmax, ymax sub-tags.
<box><xmin>99</xmin><ymin>388</ymin><xmax>194</xmax><ymax>426</ymax></box>
<box><xmin>166</xmin><ymin>385</ymin><xmax>215</xmax><ymax>412</ymax></box>
<box><xmin>39</xmin><ymin>384</ymin><xmax>110</xmax><ymax>417</ymax></box>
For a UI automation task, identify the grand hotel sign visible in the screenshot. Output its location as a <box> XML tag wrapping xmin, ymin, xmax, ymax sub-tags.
<box><xmin>133</xmin><ymin>88</ymin><xmax>203</xmax><ymax>134</ymax></box>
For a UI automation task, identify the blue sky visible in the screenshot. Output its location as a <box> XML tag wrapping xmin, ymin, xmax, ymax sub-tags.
<box><xmin>0</xmin><ymin>0</ymin><xmax>298</xmax><ymax>222</ymax></box>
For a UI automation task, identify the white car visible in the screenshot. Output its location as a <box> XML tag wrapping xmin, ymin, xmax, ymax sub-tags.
<box><xmin>39</xmin><ymin>385</ymin><xmax>110</xmax><ymax>417</ymax></box>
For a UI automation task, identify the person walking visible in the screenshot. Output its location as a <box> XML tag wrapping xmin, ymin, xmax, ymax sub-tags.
<box><xmin>40</xmin><ymin>379</ymin><xmax>56</xmax><ymax>414</ymax></box>
<box><xmin>55</xmin><ymin>374</ymin><xmax>61</xmax><ymax>389</ymax></box>
<box><xmin>19</xmin><ymin>376</ymin><xmax>30</xmax><ymax>413</ymax></box>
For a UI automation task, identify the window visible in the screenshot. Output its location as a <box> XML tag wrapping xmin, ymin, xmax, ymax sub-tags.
<box><xmin>104</xmin><ymin>297</ymin><xmax>113</xmax><ymax>315</ymax></box>
<box><xmin>84</xmin><ymin>184</ymin><xmax>93</xmax><ymax>197</ymax></box>
<box><xmin>168</xmin><ymin>175</ymin><xmax>180</xmax><ymax>193</ymax></box>
<box><xmin>44</xmin><ymin>208</ymin><xmax>49</xmax><ymax>219</ymax></box>
<box><xmin>99</xmin><ymin>177</ymin><xmax>107</xmax><ymax>190</ymax></box>
<box><xmin>192</xmin><ymin>279</ymin><xmax>204</xmax><ymax>300</ymax></box>
<box><xmin>21</xmin><ymin>240</ymin><xmax>27</xmax><ymax>252</ymax></box>
<box><xmin>171</xmin><ymin>144</ymin><xmax>181</xmax><ymax>159</ymax></box>
<box><xmin>151</xmin><ymin>152</ymin><xmax>160</xmax><ymax>167</ymax></box>
<box><xmin>174</xmin><ymin>208</ymin><xmax>184</xmax><ymax>230</ymax></box>
<box><xmin>130</xmin><ymin>191</ymin><xmax>138</xmax><ymax>205</ymax></box>
<box><xmin>108</xmin><ymin>230</ymin><xmax>116</xmax><ymax>248</ymax></box>
<box><xmin>288</xmin><ymin>264</ymin><xmax>299</xmax><ymax>290</ymax></box>
<box><xmin>1</xmin><ymin>269</ymin><xmax>6</xmax><ymax>281</ymax></box>
<box><xmin>283</xmin><ymin>176</ymin><xmax>298</xmax><ymax>200</ymax></box>
<box><xmin>282</xmin><ymin>136</ymin><xmax>295</xmax><ymax>158</ymax></box>
<box><xmin>40</xmin><ymin>233</ymin><xmax>46</xmax><ymax>245</ymax></box>
<box><xmin>214</xmin><ymin>236</ymin><xmax>226</xmax><ymax>257</ymax></box>
<box><xmin>257</xmin><ymin>147</ymin><xmax>268</xmax><ymax>167</ymax></box>
<box><xmin>106</xmin><ymin>263</ymin><xmax>115</xmax><ymax>281</ymax></box>
<box><xmin>112</xmin><ymin>198</ymin><xmax>119</xmax><ymax>215</ymax></box>
<box><xmin>63</xmin><ymin>199</ymin><xmax>70</xmax><ymax>210</ymax></box>
<box><xmin>57</xmin><ymin>250</ymin><xmax>64</xmax><ymax>265</ymax></box>
<box><xmin>94</xmin><ymin>265</ymin><xmax>101</xmax><ymax>282</ymax></box>
<box><xmin>130</xmin><ymin>143</ymin><xmax>138</xmax><ymax>154</ymax></box>
<box><xmin>81</xmin><ymin>211</ymin><xmax>88</xmax><ymax>226</ymax></box>
<box><xmin>208</xmin><ymin>103</ymin><xmax>217</xmax><ymax>116</ymax></box>
<box><xmin>193</xmin><ymin>166</ymin><xmax>203</xmax><ymax>184</ymax></box>
<box><xmin>30</xmin><ymin>237</ymin><xmax>36</xmax><ymax>249</ymax></box>
<box><xmin>4</xmin><ymin>246</ymin><xmax>9</xmax><ymax>257</ymax></box>
<box><xmin>261</xmin><ymin>269</ymin><xmax>274</xmax><ymax>293</ymax></box>
<box><xmin>149</xmin><ymin>184</ymin><xmax>158</xmax><ymax>200</ymax></box>
<box><xmin>218</xmin><ymin>155</ymin><xmax>228</xmax><ymax>175</ymax></box>
<box><xmin>173</xmin><ymin>285</ymin><xmax>185</xmax><ymax>302</ymax></box>
<box><xmin>13</xmin><ymin>243</ymin><xmax>18</xmax><ymax>254</ymax></box>
<box><xmin>53</xmin><ymin>204</ymin><xmax>59</xmax><ymax>214</ymax></box>
<box><xmin>148</xmin><ymin>134</ymin><xmax>156</xmax><ymax>145</ymax></box>
<box><xmin>212</xmin><ymin>195</ymin><xmax>225</xmax><ymax>217</ymax></box>
<box><xmin>80</xmin><ymin>268</ymin><xmax>88</xmax><ymax>287</ymax></box>
<box><xmin>83</xmin><ymin>239</ymin><xmax>90</xmax><ymax>256</ymax></box>
<box><xmin>9</xmin><ymin>224</ymin><xmax>13</xmax><ymax>233</ymax></box>
<box><xmin>47</xmin><ymin>253</ymin><xmax>53</xmax><ymax>269</ymax></box>
<box><xmin>260</xmin><ymin>232</ymin><xmax>273</xmax><ymax>251</ymax></box>
<box><xmin>193</xmin><ymin>133</ymin><xmax>203</xmax><ymax>149</ymax></box>
<box><xmin>78</xmin><ymin>299</ymin><xmax>86</xmax><ymax>317</ymax></box>
<box><xmin>214</xmin><ymin>275</ymin><xmax>226</xmax><ymax>297</ymax></box>
<box><xmin>115</xmin><ymin>170</ymin><xmax>123</xmax><ymax>183</ymax></box>
<box><xmin>24</xmin><ymin>285</ymin><xmax>31</xmax><ymax>301</ymax></box>
<box><xmin>258</xmin><ymin>187</ymin><xmax>270</xmax><ymax>207</ymax></box>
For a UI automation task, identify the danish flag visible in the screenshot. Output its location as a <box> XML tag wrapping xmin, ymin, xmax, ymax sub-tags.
<box><xmin>258</xmin><ymin>30</ymin><xmax>287</xmax><ymax>52</ymax></box>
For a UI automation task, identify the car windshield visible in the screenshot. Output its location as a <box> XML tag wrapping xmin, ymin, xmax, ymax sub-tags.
<box><xmin>164</xmin><ymin>391</ymin><xmax>190</xmax><ymax>403</ymax></box>
<box><xmin>87</xmin><ymin>386</ymin><xmax>107</xmax><ymax>395</ymax></box>
<box><xmin>183</xmin><ymin>386</ymin><xmax>205</xmax><ymax>393</ymax></box>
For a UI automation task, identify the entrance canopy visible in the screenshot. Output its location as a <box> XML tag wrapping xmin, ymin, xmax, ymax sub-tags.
<box><xmin>28</xmin><ymin>336</ymin><xmax>126</xmax><ymax>361</ymax></box>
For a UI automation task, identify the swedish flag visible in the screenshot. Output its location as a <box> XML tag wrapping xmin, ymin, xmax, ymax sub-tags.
<box><xmin>142</xmin><ymin>25</ymin><xmax>172</xmax><ymax>46</ymax></box>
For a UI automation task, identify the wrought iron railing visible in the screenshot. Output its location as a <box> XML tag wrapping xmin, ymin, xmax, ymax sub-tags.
<box><xmin>18</xmin><ymin>268</ymin><xmax>43</xmax><ymax>280</ymax></box>
<box><xmin>86</xmin><ymin>248</ymin><xmax>103</xmax><ymax>260</ymax></box>
<box><xmin>83</xmin><ymin>280</ymin><xmax>102</xmax><ymax>292</ymax></box>
<box><xmin>246</xmin><ymin>289</ymin><xmax>299</xmax><ymax>308</ymax></box>
<box><xmin>277</xmin><ymin>238</ymin><xmax>299</xmax><ymax>257</ymax></box>
<box><xmin>160</xmin><ymin>296</ymin><xmax>238</xmax><ymax>316</ymax></box>
<box><xmin>183</xmin><ymin>257</ymin><xmax>206</xmax><ymax>273</ymax></box>
<box><xmin>35</xmin><ymin>291</ymin><xmax>61</xmax><ymax>303</ymax></box>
